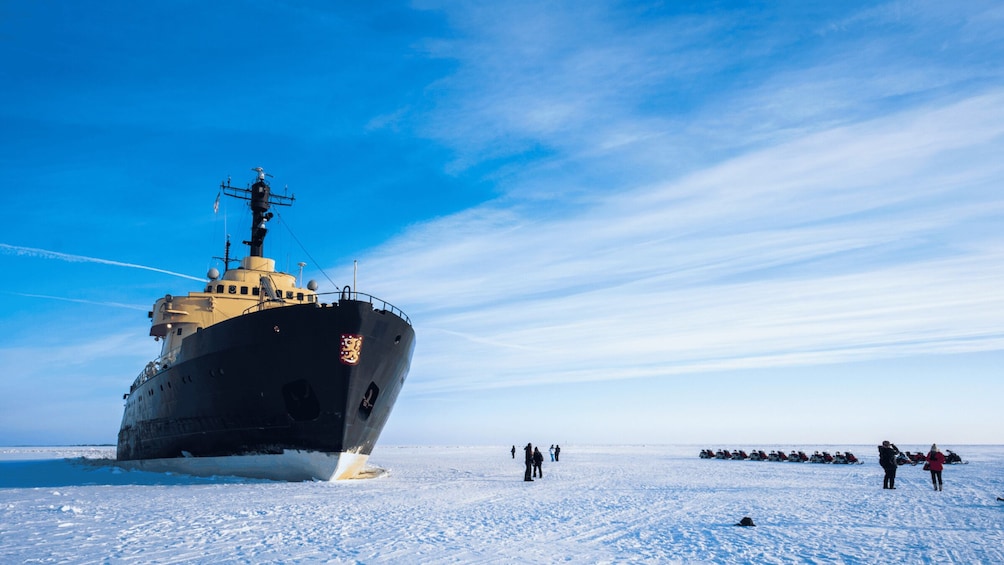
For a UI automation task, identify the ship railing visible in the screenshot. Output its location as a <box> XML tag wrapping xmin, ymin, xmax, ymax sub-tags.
<box><xmin>239</xmin><ymin>290</ymin><xmax>411</xmax><ymax>325</ymax></box>
<box><xmin>128</xmin><ymin>347</ymin><xmax>181</xmax><ymax>393</ymax></box>
<box><xmin>242</xmin><ymin>298</ymin><xmax>292</xmax><ymax>316</ymax></box>
<box><xmin>317</xmin><ymin>289</ymin><xmax>412</xmax><ymax>326</ymax></box>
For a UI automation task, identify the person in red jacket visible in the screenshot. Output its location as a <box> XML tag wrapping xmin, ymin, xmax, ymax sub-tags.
<box><xmin>927</xmin><ymin>443</ymin><xmax>946</xmax><ymax>491</ymax></box>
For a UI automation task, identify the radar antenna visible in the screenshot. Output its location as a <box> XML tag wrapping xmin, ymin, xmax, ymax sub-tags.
<box><xmin>220</xmin><ymin>168</ymin><xmax>295</xmax><ymax>257</ymax></box>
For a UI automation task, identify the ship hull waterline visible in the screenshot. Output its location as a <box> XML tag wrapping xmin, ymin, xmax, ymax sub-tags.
<box><xmin>116</xmin><ymin>450</ymin><xmax>371</xmax><ymax>482</ymax></box>
<box><xmin>116</xmin><ymin>299</ymin><xmax>415</xmax><ymax>481</ymax></box>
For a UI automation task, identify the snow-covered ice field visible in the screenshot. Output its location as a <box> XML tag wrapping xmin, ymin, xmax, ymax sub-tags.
<box><xmin>2</xmin><ymin>445</ymin><xmax>1002</xmax><ymax>564</ymax></box>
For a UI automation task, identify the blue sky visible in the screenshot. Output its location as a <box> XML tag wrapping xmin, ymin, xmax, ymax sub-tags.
<box><xmin>1</xmin><ymin>1</ymin><xmax>1002</xmax><ymax>447</ymax></box>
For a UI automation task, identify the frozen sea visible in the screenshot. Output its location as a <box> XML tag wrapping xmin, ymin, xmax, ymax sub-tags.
<box><xmin>2</xmin><ymin>445</ymin><xmax>1002</xmax><ymax>564</ymax></box>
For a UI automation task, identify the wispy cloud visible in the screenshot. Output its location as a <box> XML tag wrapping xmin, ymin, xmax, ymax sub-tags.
<box><xmin>360</xmin><ymin>87</ymin><xmax>1004</xmax><ymax>394</ymax></box>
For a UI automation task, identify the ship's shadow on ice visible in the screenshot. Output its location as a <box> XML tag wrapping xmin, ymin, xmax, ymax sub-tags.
<box><xmin>0</xmin><ymin>457</ymin><xmax>392</xmax><ymax>488</ymax></box>
<box><xmin>0</xmin><ymin>458</ymin><xmax>274</xmax><ymax>488</ymax></box>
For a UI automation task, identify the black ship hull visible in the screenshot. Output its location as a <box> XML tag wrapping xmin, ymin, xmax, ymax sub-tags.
<box><xmin>117</xmin><ymin>298</ymin><xmax>414</xmax><ymax>481</ymax></box>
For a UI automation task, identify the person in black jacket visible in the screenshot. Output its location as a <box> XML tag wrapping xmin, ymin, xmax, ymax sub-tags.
<box><xmin>523</xmin><ymin>443</ymin><xmax>534</xmax><ymax>482</ymax></box>
<box><xmin>878</xmin><ymin>440</ymin><xmax>900</xmax><ymax>489</ymax></box>
<box><xmin>532</xmin><ymin>447</ymin><xmax>544</xmax><ymax>478</ymax></box>
<box><xmin>511</xmin><ymin>445</ymin><xmax>516</xmax><ymax>459</ymax></box>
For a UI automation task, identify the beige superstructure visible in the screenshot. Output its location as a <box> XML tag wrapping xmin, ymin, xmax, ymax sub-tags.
<box><xmin>141</xmin><ymin>256</ymin><xmax>318</xmax><ymax>380</ymax></box>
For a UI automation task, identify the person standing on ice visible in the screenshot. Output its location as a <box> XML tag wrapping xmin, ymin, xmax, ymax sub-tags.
<box><xmin>533</xmin><ymin>447</ymin><xmax>544</xmax><ymax>478</ymax></box>
<box><xmin>554</xmin><ymin>444</ymin><xmax>561</xmax><ymax>462</ymax></box>
<box><xmin>511</xmin><ymin>445</ymin><xmax>516</xmax><ymax>459</ymax></box>
<box><xmin>549</xmin><ymin>445</ymin><xmax>555</xmax><ymax>462</ymax></box>
<box><xmin>524</xmin><ymin>443</ymin><xmax>534</xmax><ymax>482</ymax></box>
<box><xmin>927</xmin><ymin>444</ymin><xmax>946</xmax><ymax>491</ymax></box>
<box><xmin>878</xmin><ymin>440</ymin><xmax>900</xmax><ymax>489</ymax></box>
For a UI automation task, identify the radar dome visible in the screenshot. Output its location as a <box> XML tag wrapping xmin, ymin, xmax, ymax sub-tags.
<box><xmin>207</xmin><ymin>268</ymin><xmax>220</xmax><ymax>280</ymax></box>
<box><xmin>307</xmin><ymin>280</ymin><xmax>318</xmax><ymax>291</ymax></box>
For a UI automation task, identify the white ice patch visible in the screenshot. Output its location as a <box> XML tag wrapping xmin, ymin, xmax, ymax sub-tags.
<box><xmin>1</xmin><ymin>445</ymin><xmax>1002</xmax><ymax>563</ymax></box>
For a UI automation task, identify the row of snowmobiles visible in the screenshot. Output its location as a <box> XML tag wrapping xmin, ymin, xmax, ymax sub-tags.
<box><xmin>896</xmin><ymin>449</ymin><xmax>965</xmax><ymax>465</ymax></box>
<box><xmin>699</xmin><ymin>449</ymin><xmax>862</xmax><ymax>464</ymax></box>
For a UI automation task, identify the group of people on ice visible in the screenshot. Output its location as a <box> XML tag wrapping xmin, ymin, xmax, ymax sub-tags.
<box><xmin>699</xmin><ymin>449</ymin><xmax>861</xmax><ymax>464</ymax></box>
<box><xmin>879</xmin><ymin>441</ymin><xmax>962</xmax><ymax>491</ymax></box>
<box><xmin>512</xmin><ymin>443</ymin><xmax>560</xmax><ymax>481</ymax></box>
<box><xmin>699</xmin><ymin>441</ymin><xmax>963</xmax><ymax>492</ymax></box>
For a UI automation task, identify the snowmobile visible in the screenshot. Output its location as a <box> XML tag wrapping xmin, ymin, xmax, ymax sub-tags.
<box><xmin>809</xmin><ymin>451</ymin><xmax>832</xmax><ymax>464</ymax></box>
<box><xmin>831</xmin><ymin>451</ymin><xmax>860</xmax><ymax>464</ymax></box>
<box><xmin>788</xmin><ymin>450</ymin><xmax>808</xmax><ymax>462</ymax></box>
<box><xmin>945</xmin><ymin>450</ymin><xmax>965</xmax><ymax>464</ymax></box>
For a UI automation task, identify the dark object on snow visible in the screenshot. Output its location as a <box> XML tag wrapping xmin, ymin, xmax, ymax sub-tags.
<box><xmin>879</xmin><ymin>441</ymin><xmax>900</xmax><ymax>489</ymax></box>
<box><xmin>735</xmin><ymin>517</ymin><xmax>756</xmax><ymax>527</ymax></box>
<box><xmin>997</xmin><ymin>497</ymin><xmax>1003</xmax><ymax>502</ymax></box>
<box><xmin>524</xmin><ymin>443</ymin><xmax>534</xmax><ymax>481</ymax></box>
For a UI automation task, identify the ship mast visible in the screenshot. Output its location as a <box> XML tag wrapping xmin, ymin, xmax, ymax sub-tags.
<box><xmin>220</xmin><ymin>167</ymin><xmax>295</xmax><ymax>257</ymax></box>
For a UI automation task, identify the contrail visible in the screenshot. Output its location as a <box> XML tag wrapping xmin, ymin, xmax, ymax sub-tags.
<box><xmin>7</xmin><ymin>292</ymin><xmax>149</xmax><ymax>311</ymax></box>
<box><xmin>0</xmin><ymin>243</ymin><xmax>205</xmax><ymax>282</ymax></box>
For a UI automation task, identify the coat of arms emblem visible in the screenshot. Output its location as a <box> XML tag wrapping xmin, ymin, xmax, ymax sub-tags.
<box><xmin>340</xmin><ymin>334</ymin><xmax>364</xmax><ymax>365</ymax></box>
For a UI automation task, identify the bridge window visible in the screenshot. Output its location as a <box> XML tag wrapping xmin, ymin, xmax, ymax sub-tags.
<box><xmin>240</xmin><ymin>286</ymin><xmax>249</xmax><ymax>295</ymax></box>
<box><xmin>216</xmin><ymin>284</ymin><xmax>224</xmax><ymax>293</ymax></box>
<box><xmin>229</xmin><ymin>285</ymin><xmax>237</xmax><ymax>294</ymax></box>
<box><xmin>286</xmin><ymin>291</ymin><xmax>294</xmax><ymax>299</ymax></box>
<box><xmin>177</xmin><ymin>327</ymin><xmax>182</xmax><ymax>335</ymax></box>
<box><xmin>252</xmin><ymin>287</ymin><xmax>260</xmax><ymax>296</ymax></box>
<box><xmin>297</xmin><ymin>292</ymin><xmax>304</xmax><ymax>301</ymax></box>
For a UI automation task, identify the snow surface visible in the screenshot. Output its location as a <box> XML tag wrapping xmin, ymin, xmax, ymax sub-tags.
<box><xmin>2</xmin><ymin>445</ymin><xmax>1002</xmax><ymax>564</ymax></box>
